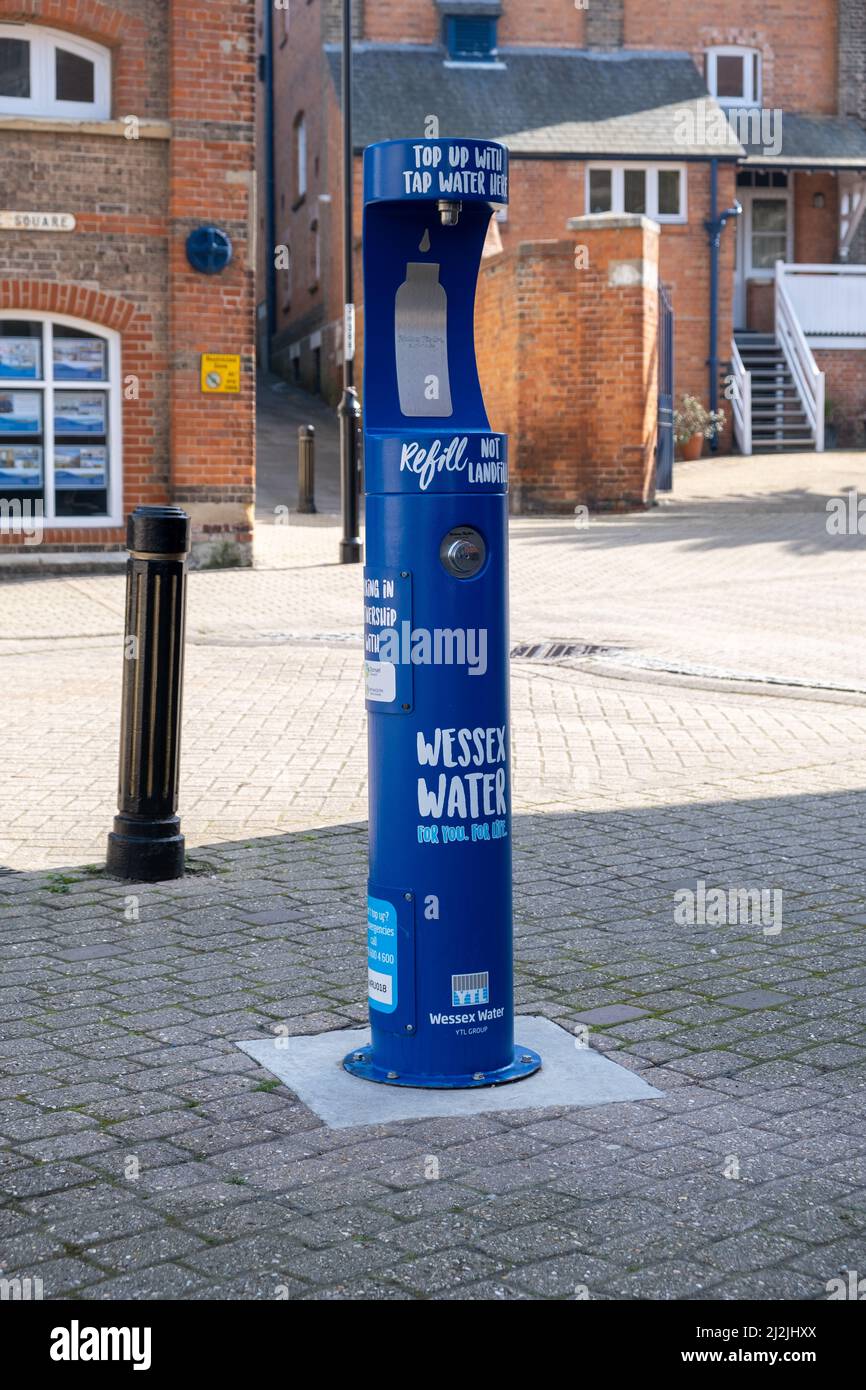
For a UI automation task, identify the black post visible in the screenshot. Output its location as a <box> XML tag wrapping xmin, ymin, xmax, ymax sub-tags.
<box><xmin>297</xmin><ymin>423</ymin><xmax>317</xmax><ymax>514</ymax></box>
<box><xmin>339</xmin><ymin>0</ymin><xmax>362</xmax><ymax>563</ymax></box>
<box><xmin>106</xmin><ymin>506</ymin><xmax>190</xmax><ymax>882</ymax></box>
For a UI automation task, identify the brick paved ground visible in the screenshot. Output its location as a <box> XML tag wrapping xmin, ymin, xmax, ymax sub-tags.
<box><xmin>1</xmin><ymin>453</ymin><xmax>865</xmax><ymax>1299</ymax></box>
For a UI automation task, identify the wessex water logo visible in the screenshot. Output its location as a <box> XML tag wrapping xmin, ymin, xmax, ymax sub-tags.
<box><xmin>50</xmin><ymin>1321</ymin><xmax>152</xmax><ymax>1371</ymax></box>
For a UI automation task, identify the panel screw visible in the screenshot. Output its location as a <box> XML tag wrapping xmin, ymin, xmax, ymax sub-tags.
<box><xmin>405</xmin><ymin>1024</ymin><xmax>415</xmax><ymax>1033</ymax></box>
<box><xmin>402</xmin><ymin>703</ymin><xmax>410</xmax><ymax>711</ymax></box>
<box><xmin>520</xmin><ymin>1055</ymin><xmax>534</xmax><ymax>1064</ymax></box>
<box><xmin>400</xmin><ymin>571</ymin><xmax>409</xmax><ymax>578</ymax></box>
<box><xmin>387</xmin><ymin>1071</ymin><xmax>399</xmax><ymax>1080</ymax></box>
<box><xmin>473</xmin><ymin>1072</ymin><xmax>485</xmax><ymax>1081</ymax></box>
<box><xmin>353</xmin><ymin>1053</ymin><xmax>365</xmax><ymax>1062</ymax></box>
<box><xmin>404</xmin><ymin>892</ymin><xmax>412</xmax><ymax>901</ymax></box>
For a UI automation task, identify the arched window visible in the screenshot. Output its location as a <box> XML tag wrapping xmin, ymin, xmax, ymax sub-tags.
<box><xmin>0</xmin><ymin>24</ymin><xmax>111</xmax><ymax>119</ymax></box>
<box><xmin>706</xmin><ymin>46</ymin><xmax>762</xmax><ymax>108</ymax></box>
<box><xmin>0</xmin><ymin>313</ymin><xmax>122</xmax><ymax>527</ymax></box>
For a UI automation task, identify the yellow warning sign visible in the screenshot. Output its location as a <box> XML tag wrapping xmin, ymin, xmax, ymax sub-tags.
<box><xmin>201</xmin><ymin>353</ymin><xmax>241</xmax><ymax>394</ymax></box>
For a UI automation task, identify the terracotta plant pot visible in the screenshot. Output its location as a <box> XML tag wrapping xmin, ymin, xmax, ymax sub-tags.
<box><xmin>682</xmin><ymin>432</ymin><xmax>704</xmax><ymax>461</ymax></box>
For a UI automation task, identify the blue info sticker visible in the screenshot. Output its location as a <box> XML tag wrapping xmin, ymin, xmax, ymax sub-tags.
<box><xmin>367</xmin><ymin>896</ymin><xmax>398</xmax><ymax>1013</ymax></box>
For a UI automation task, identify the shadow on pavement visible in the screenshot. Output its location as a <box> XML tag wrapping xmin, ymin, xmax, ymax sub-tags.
<box><xmin>2</xmin><ymin>790</ymin><xmax>865</xmax><ymax>1297</ymax></box>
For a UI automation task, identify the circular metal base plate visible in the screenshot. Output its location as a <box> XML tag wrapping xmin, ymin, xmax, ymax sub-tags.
<box><xmin>342</xmin><ymin>1045</ymin><xmax>542</xmax><ymax>1090</ymax></box>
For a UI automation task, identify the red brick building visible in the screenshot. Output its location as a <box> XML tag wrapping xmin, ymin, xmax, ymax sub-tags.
<box><xmin>259</xmin><ymin>0</ymin><xmax>866</xmax><ymax>509</ymax></box>
<box><xmin>0</xmin><ymin>0</ymin><xmax>256</xmax><ymax>566</ymax></box>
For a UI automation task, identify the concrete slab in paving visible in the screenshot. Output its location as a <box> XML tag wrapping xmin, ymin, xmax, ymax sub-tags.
<box><xmin>235</xmin><ymin>1016</ymin><xmax>662</xmax><ymax>1129</ymax></box>
<box><xmin>718</xmin><ymin>990</ymin><xmax>789</xmax><ymax>1010</ymax></box>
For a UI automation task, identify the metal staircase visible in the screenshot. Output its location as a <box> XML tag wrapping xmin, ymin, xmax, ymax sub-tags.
<box><xmin>733</xmin><ymin>331</ymin><xmax>816</xmax><ymax>452</ymax></box>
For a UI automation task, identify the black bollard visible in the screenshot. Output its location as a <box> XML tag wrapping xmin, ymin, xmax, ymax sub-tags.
<box><xmin>106</xmin><ymin>506</ymin><xmax>190</xmax><ymax>882</ymax></box>
<box><xmin>297</xmin><ymin>423</ymin><xmax>317</xmax><ymax>514</ymax></box>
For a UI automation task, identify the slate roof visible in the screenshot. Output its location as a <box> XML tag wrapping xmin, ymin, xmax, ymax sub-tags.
<box><xmin>326</xmin><ymin>45</ymin><xmax>744</xmax><ymax>160</ymax></box>
<box><xmin>740</xmin><ymin>113</ymin><xmax>866</xmax><ymax>169</ymax></box>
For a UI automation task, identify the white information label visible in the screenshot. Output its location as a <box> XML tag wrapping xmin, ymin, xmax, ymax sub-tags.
<box><xmin>368</xmin><ymin>966</ymin><xmax>393</xmax><ymax>1006</ymax></box>
<box><xmin>0</xmin><ymin>211</ymin><xmax>76</xmax><ymax>232</ymax></box>
<box><xmin>365</xmin><ymin>659</ymin><xmax>396</xmax><ymax>703</ymax></box>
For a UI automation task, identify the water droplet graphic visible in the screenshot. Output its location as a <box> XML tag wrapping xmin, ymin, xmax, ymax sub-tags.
<box><xmin>419</xmin><ymin>229</ymin><xmax>431</xmax><ymax>253</ymax></box>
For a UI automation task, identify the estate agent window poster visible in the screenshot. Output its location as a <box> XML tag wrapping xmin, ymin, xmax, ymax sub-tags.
<box><xmin>0</xmin><ymin>338</ymin><xmax>41</xmax><ymax>380</ymax></box>
<box><xmin>0</xmin><ymin>391</ymin><xmax>42</xmax><ymax>433</ymax></box>
<box><xmin>55</xmin><ymin>444</ymin><xmax>108</xmax><ymax>490</ymax></box>
<box><xmin>53</xmin><ymin>338</ymin><xmax>107</xmax><ymax>382</ymax></box>
<box><xmin>54</xmin><ymin>392</ymin><xmax>107</xmax><ymax>435</ymax></box>
<box><xmin>0</xmin><ymin>444</ymin><xmax>42</xmax><ymax>488</ymax></box>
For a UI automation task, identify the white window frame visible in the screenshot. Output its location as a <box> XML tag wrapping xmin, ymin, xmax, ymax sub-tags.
<box><xmin>295</xmin><ymin>113</ymin><xmax>307</xmax><ymax>199</ymax></box>
<box><xmin>741</xmin><ymin>185</ymin><xmax>793</xmax><ymax>280</ymax></box>
<box><xmin>706</xmin><ymin>46</ymin><xmax>762</xmax><ymax>108</ymax></box>
<box><xmin>0</xmin><ymin>24</ymin><xmax>111</xmax><ymax>119</ymax></box>
<box><xmin>0</xmin><ymin>310</ymin><xmax>122</xmax><ymax>530</ymax></box>
<box><xmin>311</xmin><ymin>219</ymin><xmax>320</xmax><ymax>284</ymax></box>
<box><xmin>585</xmin><ymin>164</ymin><xmax>688</xmax><ymax>225</ymax></box>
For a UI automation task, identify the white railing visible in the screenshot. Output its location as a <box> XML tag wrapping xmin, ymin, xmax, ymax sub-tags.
<box><xmin>777</xmin><ymin>263</ymin><xmax>866</xmax><ymax>346</ymax></box>
<box><xmin>775</xmin><ymin>262</ymin><xmax>825</xmax><ymax>452</ymax></box>
<box><xmin>729</xmin><ymin>337</ymin><xmax>751</xmax><ymax>456</ymax></box>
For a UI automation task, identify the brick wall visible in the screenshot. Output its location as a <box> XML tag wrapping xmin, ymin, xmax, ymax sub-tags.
<box><xmin>499</xmin><ymin>1</ymin><xmax>584</xmax><ymax>47</ymax></box>
<box><xmin>839</xmin><ymin>0</ymin><xmax>866</xmax><ymax>122</ymax></box>
<box><xmin>838</xmin><ymin>0</ymin><xmax>866</xmax><ymax>263</ymax></box>
<box><xmin>474</xmin><ymin>216</ymin><xmax>660</xmax><ymax>512</ymax></box>
<box><xmin>0</xmin><ymin>0</ymin><xmax>169</xmax><ymax>116</ymax></box>
<box><xmin>795</xmin><ymin>171</ymin><xmax>838</xmax><ymax>264</ymax></box>
<box><xmin>363</xmin><ymin>0</ymin><xmax>437</xmax><ymax>44</ymax></box>
<box><xmin>816</xmin><ymin>348</ymin><xmax>866</xmax><ymax>447</ymax></box>
<box><xmin>167</xmin><ymin>0</ymin><xmax>256</xmax><ymax>565</ymax></box>
<box><xmin>265</xmin><ymin>0</ymin><xmax>840</xmax><ymax>469</ymax></box>
<box><xmin>361</xmin><ymin>0</ymin><xmax>584</xmax><ymax>49</ymax></box>
<box><xmin>586</xmin><ymin>0</ymin><xmax>623</xmax><ymax>50</ymax></box>
<box><xmin>488</xmin><ymin>158</ymin><xmax>734</xmax><ymax>426</ymax></box>
<box><xmin>624</xmin><ymin>1</ymin><xmax>838</xmax><ymax>115</ymax></box>
<box><xmin>270</xmin><ymin>0</ymin><xmax>330</xmax><ymax>380</ymax></box>
<box><xmin>0</xmin><ymin>0</ymin><xmax>255</xmax><ymax>563</ymax></box>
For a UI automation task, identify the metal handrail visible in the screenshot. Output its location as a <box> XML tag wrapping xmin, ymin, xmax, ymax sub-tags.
<box><xmin>775</xmin><ymin>261</ymin><xmax>825</xmax><ymax>451</ymax></box>
<box><xmin>729</xmin><ymin>337</ymin><xmax>752</xmax><ymax>456</ymax></box>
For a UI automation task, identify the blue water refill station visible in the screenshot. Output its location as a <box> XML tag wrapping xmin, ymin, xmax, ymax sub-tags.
<box><xmin>343</xmin><ymin>137</ymin><xmax>542</xmax><ymax>1089</ymax></box>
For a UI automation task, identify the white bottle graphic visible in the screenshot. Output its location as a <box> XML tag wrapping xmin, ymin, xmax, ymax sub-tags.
<box><xmin>394</xmin><ymin>262</ymin><xmax>453</xmax><ymax>417</ymax></box>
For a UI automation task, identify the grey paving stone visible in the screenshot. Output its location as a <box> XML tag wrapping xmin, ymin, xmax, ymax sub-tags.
<box><xmin>79</xmin><ymin>1263</ymin><xmax>209</xmax><ymax>1301</ymax></box>
<box><xmin>0</xmin><ymin>1161</ymin><xmax>97</xmax><ymax>1200</ymax></box>
<box><xmin>701</xmin><ymin>1229</ymin><xmax>806</xmax><ymax>1272</ymax></box>
<box><xmin>32</xmin><ymin>1256</ymin><xmax>109</xmax><ymax>1295</ymax></box>
<box><xmin>709</xmin><ymin>1268</ymin><xmax>828</xmax><ymax>1300</ymax></box>
<box><xmin>571</xmin><ymin>1005</ymin><xmax>648</xmax><ymax>1026</ymax></box>
<box><xmin>507</xmin><ymin>1252</ymin><xmax>618</xmax><ymax>1298</ymax></box>
<box><xmin>599</xmin><ymin>1260</ymin><xmax>724</xmax><ymax>1300</ymax></box>
<box><xmin>4</xmin><ymin>560</ymin><xmax>866</xmax><ymax>1301</ymax></box>
<box><xmin>718</xmin><ymin>989</ymin><xmax>790</xmax><ymax>1009</ymax></box>
<box><xmin>388</xmin><ymin>1248</ymin><xmax>505</xmax><ymax>1295</ymax></box>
